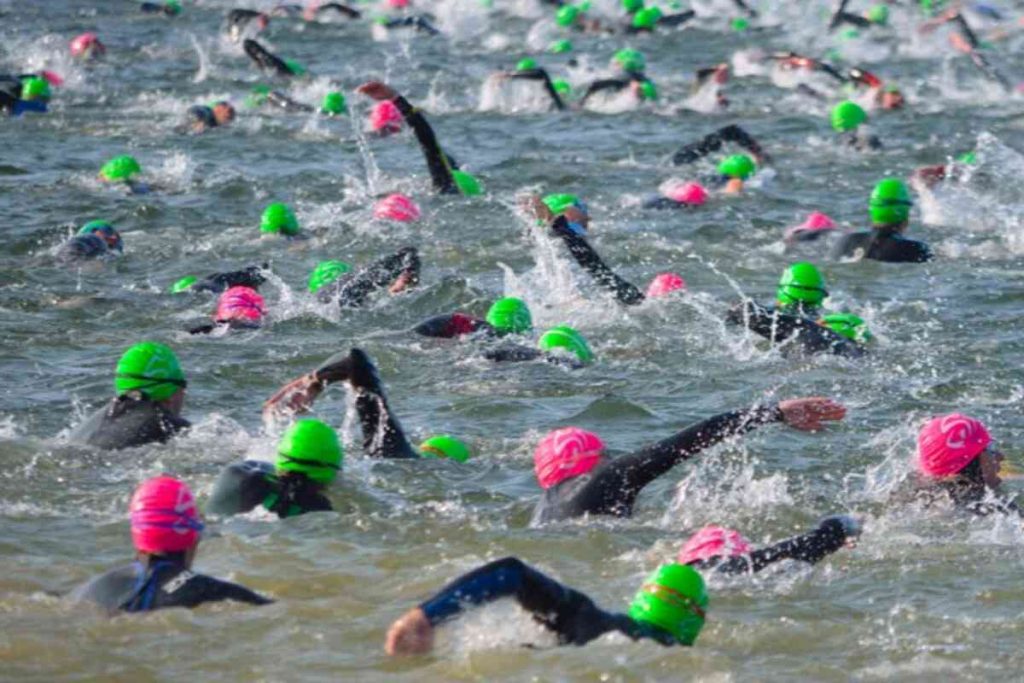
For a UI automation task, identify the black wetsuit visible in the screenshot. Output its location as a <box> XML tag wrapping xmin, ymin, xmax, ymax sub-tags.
<box><xmin>672</xmin><ymin>124</ymin><xmax>768</xmax><ymax>166</ymax></box>
<box><xmin>483</xmin><ymin>344</ymin><xmax>586</xmax><ymax>369</ymax></box>
<box><xmin>726</xmin><ymin>301</ymin><xmax>865</xmax><ymax>358</ymax></box>
<box><xmin>187</xmin><ymin>105</ymin><xmax>219</xmax><ymax>131</ymax></box>
<box><xmin>206</xmin><ymin>460</ymin><xmax>332</xmax><ymax>518</ymax></box>
<box><xmin>227</xmin><ymin>9</ymin><xmax>266</xmax><ymax>39</ymax></box>
<box><xmin>188</xmin><ymin>320</ymin><xmax>261</xmax><ymax>335</ymax></box>
<box><xmin>419</xmin><ymin>557</ymin><xmax>677</xmax><ymax>646</ymax></box>
<box><xmin>186</xmin><ymin>265</ymin><xmax>266</xmax><ymax>294</ymax></box>
<box><xmin>391</xmin><ymin>96</ymin><xmax>461</xmax><ymax>194</ymax></box>
<box><xmin>838</xmin><ymin>130</ymin><xmax>882</xmax><ymax>151</ymax></box>
<box><xmin>625</xmin><ymin>9</ymin><xmax>695</xmax><ymax>32</ymax></box>
<box><xmin>243</xmin><ymin>39</ymin><xmax>296</xmax><ymax>78</ymax></box>
<box><xmin>533</xmin><ymin>404</ymin><xmax>784</xmax><ymax>523</ymax></box>
<box><xmin>57</xmin><ymin>234</ymin><xmax>112</xmax><ymax>261</ymax></box>
<box><xmin>911</xmin><ymin>459</ymin><xmax>1021</xmax><ymax>517</ymax></box>
<box><xmin>831</xmin><ymin>229</ymin><xmax>932</xmax><ymax>263</ymax></box>
<box><xmin>315</xmin><ymin>247</ymin><xmax>420</xmax><ymax>307</ymax></box>
<box><xmin>0</xmin><ymin>75</ymin><xmax>47</xmax><ymax>116</ymax></box>
<box><xmin>266</xmin><ymin>90</ymin><xmax>315</xmax><ymax>113</ymax></box>
<box><xmin>414</xmin><ymin>313</ymin><xmax>495</xmax><ymax>338</ymax></box>
<box><xmin>503</xmin><ymin>68</ymin><xmax>566</xmax><ymax>110</ymax></box>
<box><xmin>71</xmin><ymin>556</ymin><xmax>271</xmax><ymax>613</ymax></box>
<box><xmin>691</xmin><ymin>518</ymin><xmax>852</xmax><ymax>575</ymax></box>
<box><xmin>71</xmin><ymin>393</ymin><xmax>190</xmax><ymax>451</ymax></box>
<box><xmin>140</xmin><ymin>2</ymin><xmax>179</xmax><ymax>15</ymax></box>
<box><xmin>382</xmin><ymin>15</ymin><xmax>441</xmax><ymax>35</ymax></box>
<box><xmin>578</xmin><ymin>75</ymin><xmax>653</xmax><ymax>107</ymax></box>
<box><xmin>549</xmin><ymin>216</ymin><xmax>644</xmax><ymax>306</ymax></box>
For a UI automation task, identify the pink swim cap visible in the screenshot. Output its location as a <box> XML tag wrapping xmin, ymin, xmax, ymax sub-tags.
<box><xmin>130</xmin><ymin>476</ymin><xmax>204</xmax><ymax>554</ymax></box>
<box><xmin>678</xmin><ymin>526</ymin><xmax>753</xmax><ymax>565</ymax></box>
<box><xmin>40</xmin><ymin>70</ymin><xmax>64</xmax><ymax>86</ymax></box>
<box><xmin>215</xmin><ymin>286</ymin><xmax>265</xmax><ymax>323</ymax></box>
<box><xmin>645</xmin><ymin>272</ymin><xmax>686</xmax><ymax>298</ymax></box>
<box><xmin>534</xmin><ymin>427</ymin><xmax>604</xmax><ymax>489</ymax></box>
<box><xmin>369</xmin><ymin>100</ymin><xmax>403</xmax><ymax>134</ymax></box>
<box><xmin>373</xmin><ymin>193</ymin><xmax>421</xmax><ymax>222</ymax></box>
<box><xmin>387</xmin><ymin>0</ymin><xmax>411</xmax><ymax>7</ymax></box>
<box><xmin>70</xmin><ymin>33</ymin><xmax>104</xmax><ymax>58</ymax></box>
<box><xmin>917</xmin><ymin>413</ymin><xmax>992</xmax><ymax>478</ymax></box>
<box><xmin>665</xmin><ymin>181</ymin><xmax>708</xmax><ymax>207</ymax></box>
<box><xmin>785</xmin><ymin>212</ymin><xmax>836</xmax><ymax>241</ymax></box>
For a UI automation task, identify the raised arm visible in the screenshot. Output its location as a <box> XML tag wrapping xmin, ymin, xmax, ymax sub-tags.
<box><xmin>712</xmin><ymin>516</ymin><xmax>860</xmax><ymax>574</ymax></box>
<box><xmin>550</xmin><ymin>216</ymin><xmax>644</xmax><ymax>305</ymax></box>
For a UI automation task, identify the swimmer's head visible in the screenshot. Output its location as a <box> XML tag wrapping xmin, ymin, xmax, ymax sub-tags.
<box><xmin>717</xmin><ymin>154</ymin><xmax>756</xmax><ymax>180</ymax></box>
<box><xmin>387</xmin><ymin>0</ymin><xmax>411</xmax><ymax>7</ymax></box>
<box><xmin>612</xmin><ymin>49</ymin><xmax>646</xmax><ymax>76</ymax></box>
<box><xmin>260</xmin><ymin>202</ymin><xmax>300</xmax><ymax>236</ymax></box>
<box><xmin>419</xmin><ymin>435</ymin><xmax>471</xmax><ymax>462</ymax></box>
<box><xmin>869</xmin><ymin>177</ymin><xmax>912</xmax><ymax>228</ymax></box>
<box><xmin>516</xmin><ymin>57</ymin><xmax>537</xmax><ymax>71</ymax></box>
<box><xmin>534</xmin><ymin>427</ymin><xmax>605</xmax><ymax>488</ymax></box>
<box><xmin>215</xmin><ymin>286</ymin><xmax>265</xmax><ymax>324</ymax></box>
<box><xmin>548</xmin><ymin>39</ymin><xmax>573</xmax><ymax>54</ymax></box>
<box><xmin>645</xmin><ymin>272</ymin><xmax>686</xmax><ymax>298</ymax></box>
<box><xmin>451</xmin><ymin>169</ymin><xmax>483</xmax><ymax>196</ymax></box>
<box><xmin>637</xmin><ymin>79</ymin><xmax>658</xmax><ymax>101</ymax></box>
<box><xmin>538</xmin><ymin>325</ymin><xmax>593</xmax><ymax>363</ymax></box>
<box><xmin>115</xmin><ymin>342</ymin><xmax>185</xmax><ymax>402</ymax></box>
<box><xmin>831</xmin><ymin>100</ymin><xmax>867</xmax><ymax>133</ymax></box>
<box><xmin>865</xmin><ymin>4</ymin><xmax>889</xmax><ymax>25</ymax></box>
<box><xmin>100</xmin><ymin>155</ymin><xmax>141</xmax><ymax>183</ymax></box>
<box><xmin>20</xmin><ymin>76</ymin><xmax>51</xmax><ymax>102</ymax></box>
<box><xmin>170</xmin><ymin>275</ymin><xmax>197</xmax><ymax>293</ymax></box>
<box><xmin>731</xmin><ymin>17</ymin><xmax>750</xmax><ymax>32</ymax></box>
<box><xmin>130</xmin><ymin>476</ymin><xmax>203</xmax><ymax>555</ymax></box>
<box><xmin>321</xmin><ymin>91</ymin><xmax>347</xmax><ymax>116</ymax></box>
<box><xmin>678</xmin><ymin>526</ymin><xmax>752</xmax><ymax>565</ymax></box>
<box><xmin>627</xmin><ymin>563</ymin><xmax>707</xmax><ymax>645</ymax></box>
<box><xmin>369</xmin><ymin>100</ymin><xmax>403</xmax><ymax>135</ymax></box>
<box><xmin>555</xmin><ymin>5</ymin><xmax>581</xmax><ymax>27</ymax></box>
<box><xmin>784</xmin><ymin>211</ymin><xmax>836</xmax><ymax>243</ymax></box>
<box><xmin>818</xmin><ymin>313</ymin><xmax>872</xmax><ymax>343</ymax></box>
<box><xmin>662</xmin><ymin>180</ymin><xmax>708</xmax><ymax>206</ymax></box>
<box><xmin>164</xmin><ymin>0</ymin><xmax>182</xmax><ymax>15</ymax></box>
<box><xmin>632</xmin><ymin>6</ymin><xmax>662</xmax><ymax>30</ymax></box>
<box><xmin>485</xmin><ymin>297</ymin><xmax>533</xmax><ymax>334</ymax></box>
<box><xmin>917</xmin><ymin>414</ymin><xmax>991</xmax><ymax>479</ymax></box>
<box><xmin>275</xmin><ymin>418</ymin><xmax>343</xmax><ymax>485</ymax></box>
<box><xmin>308</xmin><ymin>260</ymin><xmax>352</xmax><ymax>293</ymax></box>
<box><xmin>78</xmin><ymin>220</ymin><xmax>123</xmax><ymax>252</ymax></box>
<box><xmin>880</xmin><ymin>85</ymin><xmax>904</xmax><ymax>109</ymax></box>
<box><xmin>70</xmin><ymin>32</ymin><xmax>105</xmax><ymax>60</ymax></box>
<box><xmin>552</xmin><ymin>78</ymin><xmax>572</xmax><ymax>96</ymax></box>
<box><xmin>211</xmin><ymin>100</ymin><xmax>235</xmax><ymax>125</ymax></box>
<box><xmin>373</xmin><ymin>193</ymin><xmax>421</xmax><ymax>222</ymax></box>
<box><xmin>776</xmin><ymin>262</ymin><xmax>827</xmax><ymax>310</ymax></box>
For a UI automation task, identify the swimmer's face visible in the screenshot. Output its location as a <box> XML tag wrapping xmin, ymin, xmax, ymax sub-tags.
<box><xmin>979</xmin><ymin>447</ymin><xmax>1004</xmax><ymax>489</ymax></box>
<box><xmin>212</xmin><ymin>103</ymin><xmax>236</xmax><ymax>125</ymax></box>
<box><xmin>723</xmin><ymin>177</ymin><xmax>745</xmax><ymax>195</ymax></box>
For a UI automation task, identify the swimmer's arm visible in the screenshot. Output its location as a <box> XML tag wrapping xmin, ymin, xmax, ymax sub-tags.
<box><xmin>317</xmin><ymin>2</ymin><xmax>361</xmax><ymax>18</ymax></box>
<box><xmin>504</xmin><ymin>69</ymin><xmax>566</xmax><ymax>111</ymax></box>
<box><xmin>337</xmin><ymin>247</ymin><xmax>420</xmax><ymax>307</ymax></box>
<box><xmin>659</xmin><ymin>10</ymin><xmax>696</xmax><ymax>27</ymax></box>
<box><xmin>483</xmin><ymin>344</ymin><xmax>545</xmax><ymax>362</ymax></box>
<box><xmin>578</xmin><ymin>79</ymin><xmax>629</xmax><ymax>106</ymax></box>
<box><xmin>714</xmin><ymin>516</ymin><xmax>858</xmax><ymax>574</ymax></box>
<box><xmin>550</xmin><ymin>216</ymin><xmax>645</xmax><ymax>306</ymax></box>
<box><xmin>189</xmin><ymin>575</ymin><xmax>274</xmax><ymax>606</ymax></box>
<box><xmin>242</xmin><ymin>39</ymin><xmax>292</xmax><ymax>78</ymax></box>
<box><xmin>267</xmin><ymin>90</ymin><xmax>314</xmax><ymax>112</ymax></box>
<box><xmin>415</xmin><ymin>313</ymin><xmax>494</xmax><ymax>338</ymax></box>
<box><xmin>717</xmin><ymin>124</ymin><xmax>770</xmax><ymax>164</ymax></box>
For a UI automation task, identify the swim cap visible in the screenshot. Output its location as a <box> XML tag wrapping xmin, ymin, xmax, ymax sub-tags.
<box><xmin>485</xmin><ymin>296</ymin><xmax>533</xmax><ymax>334</ymax></box>
<box><xmin>516</xmin><ymin>57</ymin><xmax>537</xmax><ymax>71</ymax></box>
<box><xmin>664</xmin><ymin>181</ymin><xmax>708</xmax><ymax>206</ymax></box>
<box><xmin>622</xmin><ymin>0</ymin><xmax>644</xmax><ymax>13</ymax></box>
<box><xmin>831</xmin><ymin>100</ymin><xmax>867</xmax><ymax>133</ymax></box>
<box><xmin>627</xmin><ymin>564</ymin><xmax>707</xmax><ymax>645</ymax></box>
<box><xmin>170</xmin><ymin>275</ymin><xmax>197</xmax><ymax>293</ymax></box>
<box><xmin>869</xmin><ymin>178</ymin><xmax>912</xmax><ymax>226</ymax></box>
<box><xmin>215</xmin><ymin>286</ymin><xmax>265</xmax><ymax>323</ymax></box>
<box><xmin>917</xmin><ymin>413</ymin><xmax>992</xmax><ymax>478</ymax></box>
<box><xmin>637</xmin><ymin>80</ymin><xmax>658</xmax><ymax>101</ymax></box>
<box><xmin>130</xmin><ymin>476</ymin><xmax>203</xmax><ymax>554</ymax></box>
<box><xmin>419</xmin><ymin>435</ymin><xmax>471</xmax><ymax>462</ymax></box>
<box><xmin>784</xmin><ymin>211</ymin><xmax>837</xmax><ymax>241</ymax></box>
<box><xmin>100</xmin><ymin>155</ymin><xmax>141</xmax><ymax>182</ymax></box>
<box><xmin>321</xmin><ymin>91</ymin><xmax>347</xmax><ymax>116</ymax></box>
<box><xmin>538</xmin><ymin>325</ymin><xmax>593</xmax><ymax>363</ymax></box>
<box><xmin>260</xmin><ymin>202</ymin><xmax>300</xmax><ymax>236</ymax></box>
<box><xmin>373</xmin><ymin>193</ymin><xmax>422</xmax><ymax>222</ymax></box>
<box><xmin>369</xmin><ymin>100</ymin><xmax>403</xmax><ymax>133</ymax></box>
<box><xmin>552</xmin><ymin>78</ymin><xmax>572</xmax><ymax>96</ymax></box>
<box><xmin>957</xmin><ymin>150</ymin><xmax>977</xmax><ymax>165</ymax></box>
<box><xmin>308</xmin><ymin>260</ymin><xmax>352</xmax><ymax>293</ymax></box>
<box><xmin>284</xmin><ymin>59</ymin><xmax>306</xmax><ymax>76</ymax></box>
<box><xmin>645</xmin><ymin>272</ymin><xmax>686</xmax><ymax>298</ymax></box>
<box><xmin>164</xmin><ymin>0</ymin><xmax>182</xmax><ymax>14</ymax></box>
<box><xmin>678</xmin><ymin>526</ymin><xmax>753</xmax><ymax>565</ymax></box>
<box><xmin>866</xmin><ymin>4</ymin><xmax>889</xmax><ymax>24</ymax></box>
<box><xmin>548</xmin><ymin>39</ymin><xmax>573</xmax><ymax>54</ymax></box>
<box><xmin>452</xmin><ymin>169</ymin><xmax>483</xmax><ymax>196</ymax></box>
<box><xmin>275</xmin><ymin>418</ymin><xmax>343</xmax><ymax>484</ymax></box>
<box><xmin>70</xmin><ymin>33</ymin><xmax>104</xmax><ymax>59</ymax></box>
<box><xmin>731</xmin><ymin>17</ymin><xmax>750</xmax><ymax>32</ymax></box>
<box><xmin>245</xmin><ymin>85</ymin><xmax>271</xmax><ymax>109</ymax></box>
<box><xmin>79</xmin><ymin>220</ymin><xmax>123</xmax><ymax>252</ymax></box>
<box><xmin>819</xmin><ymin>313</ymin><xmax>872</xmax><ymax>343</ymax></box>
<box><xmin>777</xmin><ymin>262</ymin><xmax>827</xmax><ymax>308</ymax></box>
<box><xmin>534</xmin><ymin>427</ymin><xmax>604</xmax><ymax>488</ymax></box>
<box><xmin>717</xmin><ymin>154</ymin><xmax>755</xmax><ymax>180</ymax></box>
<box><xmin>20</xmin><ymin>76</ymin><xmax>50</xmax><ymax>102</ymax></box>
<box><xmin>387</xmin><ymin>0</ymin><xmax>410</xmax><ymax>7</ymax></box>
<box><xmin>632</xmin><ymin>6</ymin><xmax>662</xmax><ymax>29</ymax></box>
<box><xmin>115</xmin><ymin>342</ymin><xmax>185</xmax><ymax>402</ymax></box>
<box><xmin>542</xmin><ymin>193</ymin><xmax>585</xmax><ymax>216</ymax></box>
<box><xmin>613</xmin><ymin>49</ymin><xmax>646</xmax><ymax>75</ymax></box>
<box><xmin>556</xmin><ymin>5</ymin><xmax>581</xmax><ymax>27</ymax></box>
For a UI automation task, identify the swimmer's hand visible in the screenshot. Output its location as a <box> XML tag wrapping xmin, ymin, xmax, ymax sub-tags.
<box><xmin>778</xmin><ymin>397</ymin><xmax>846</xmax><ymax>431</ymax></box>
<box><xmin>385</xmin><ymin>608</ymin><xmax>434</xmax><ymax>655</ymax></box>
<box><xmin>356</xmin><ymin>81</ymin><xmax>399</xmax><ymax>101</ymax></box>
<box><xmin>262</xmin><ymin>373</ymin><xmax>323</xmax><ymax>419</ymax></box>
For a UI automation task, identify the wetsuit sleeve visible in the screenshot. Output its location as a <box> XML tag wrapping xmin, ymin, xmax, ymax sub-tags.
<box><xmin>392</xmin><ymin>96</ymin><xmax>457</xmax><ymax>194</ymax></box>
<box><xmin>726</xmin><ymin>302</ymin><xmax>864</xmax><ymax>358</ymax></box>
<box><xmin>711</xmin><ymin>518</ymin><xmax>850</xmax><ymax>574</ymax></box>
<box><xmin>336</xmin><ymin>247</ymin><xmax>419</xmax><ymax>308</ymax></box>
<box><xmin>267</xmin><ymin>91</ymin><xmax>314</xmax><ymax>113</ymax></box>
<box><xmin>317</xmin><ymin>2</ymin><xmax>361</xmax><ymax>18</ymax></box>
<box><xmin>659</xmin><ymin>10</ymin><xmax>696</xmax><ymax>26</ymax></box>
<box><xmin>550</xmin><ymin>217</ymin><xmax>644</xmax><ymax>305</ymax></box>
<box><xmin>505</xmin><ymin>68</ymin><xmax>566</xmax><ymax>111</ymax></box>
<box><xmin>384</xmin><ymin>16</ymin><xmax>441</xmax><ymax>35</ymax></box>
<box><xmin>159</xmin><ymin>573</ymin><xmax>274</xmax><ymax>608</ymax></box>
<box><xmin>672</xmin><ymin>124</ymin><xmax>766</xmax><ymax>165</ymax></box>
<box><xmin>193</xmin><ymin>265</ymin><xmax>266</xmax><ymax>294</ymax></box>
<box><xmin>483</xmin><ymin>344</ymin><xmax>545</xmax><ymax>363</ymax></box>
<box><xmin>205</xmin><ymin>461</ymin><xmax>277</xmax><ymax>516</ymax></box>
<box><xmin>578</xmin><ymin>79</ymin><xmax>629</xmax><ymax>106</ymax></box>
<box><xmin>243</xmin><ymin>39</ymin><xmax>293</xmax><ymax>78</ymax></box>
<box><xmin>414</xmin><ymin>313</ymin><xmax>494</xmax><ymax>338</ymax></box>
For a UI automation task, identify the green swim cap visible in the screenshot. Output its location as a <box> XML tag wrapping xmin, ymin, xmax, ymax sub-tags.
<box><xmin>321</xmin><ymin>92</ymin><xmax>347</xmax><ymax>116</ymax></box>
<box><xmin>165</xmin><ymin>0</ymin><xmax>182</xmax><ymax>14</ymax></box>
<box><xmin>308</xmin><ymin>260</ymin><xmax>351</xmax><ymax>293</ymax></box>
<box><xmin>869</xmin><ymin>178</ymin><xmax>912</xmax><ymax>226</ymax></box>
<box><xmin>831</xmin><ymin>100</ymin><xmax>867</xmax><ymax>132</ymax></box>
<box><xmin>819</xmin><ymin>313</ymin><xmax>872</xmax><ymax>343</ymax></box>
<box><xmin>638</xmin><ymin>80</ymin><xmax>658</xmax><ymax>101</ymax></box>
<box><xmin>613</xmin><ymin>48</ymin><xmax>646</xmax><ymax>75</ymax></box>
<box><xmin>556</xmin><ymin>5</ymin><xmax>580</xmax><ymax>27</ymax></box>
<box><xmin>115</xmin><ymin>342</ymin><xmax>185</xmax><ymax>402</ymax></box>
<box><xmin>419</xmin><ymin>435</ymin><xmax>471</xmax><ymax>462</ymax></box>
<box><xmin>284</xmin><ymin>59</ymin><xmax>306</xmax><ymax>76</ymax></box>
<box><xmin>275</xmin><ymin>418</ymin><xmax>343</xmax><ymax>485</ymax></box>
<box><xmin>170</xmin><ymin>275</ymin><xmax>198</xmax><ymax>293</ymax></box>
<box><xmin>516</xmin><ymin>57</ymin><xmax>537</xmax><ymax>71</ymax></box>
<box><xmin>79</xmin><ymin>219</ymin><xmax>112</xmax><ymax>234</ymax></box>
<box><xmin>777</xmin><ymin>262</ymin><xmax>827</xmax><ymax>308</ymax></box>
<box><xmin>538</xmin><ymin>325</ymin><xmax>593</xmax><ymax>363</ymax></box>
<box><xmin>100</xmin><ymin>155</ymin><xmax>141</xmax><ymax>182</ymax></box>
<box><xmin>717</xmin><ymin>154</ymin><xmax>756</xmax><ymax>180</ymax></box>
<box><xmin>731</xmin><ymin>17</ymin><xmax>750</xmax><ymax>32</ymax></box>
<box><xmin>957</xmin><ymin>150</ymin><xmax>977</xmax><ymax>165</ymax></box>
<box><xmin>622</xmin><ymin>0</ymin><xmax>644</xmax><ymax>13</ymax></box>
<box><xmin>452</xmin><ymin>169</ymin><xmax>483</xmax><ymax>197</ymax></box>
<box><xmin>245</xmin><ymin>85</ymin><xmax>271</xmax><ymax>109</ymax></box>
<box><xmin>552</xmin><ymin>78</ymin><xmax>572</xmax><ymax>96</ymax></box>
<box><xmin>261</xmin><ymin>202</ymin><xmax>300</xmax><ymax>236</ymax></box>
<box><xmin>866</xmin><ymin>4</ymin><xmax>889</xmax><ymax>24</ymax></box>
<box><xmin>485</xmin><ymin>297</ymin><xmax>533</xmax><ymax>334</ymax></box>
<box><xmin>20</xmin><ymin>76</ymin><xmax>50</xmax><ymax>102</ymax></box>
<box><xmin>542</xmin><ymin>193</ymin><xmax>582</xmax><ymax>215</ymax></box>
<box><xmin>548</xmin><ymin>39</ymin><xmax>573</xmax><ymax>54</ymax></box>
<box><xmin>632</xmin><ymin>6</ymin><xmax>662</xmax><ymax>29</ymax></box>
<box><xmin>627</xmin><ymin>564</ymin><xmax>707</xmax><ymax>645</ymax></box>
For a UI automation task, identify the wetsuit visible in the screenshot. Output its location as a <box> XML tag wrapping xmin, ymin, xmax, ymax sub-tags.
<box><xmin>419</xmin><ymin>557</ymin><xmax>677</xmax><ymax>646</ymax></box>
<box><xmin>381</xmin><ymin>16</ymin><xmax>441</xmax><ymax>35</ymax></box>
<box><xmin>911</xmin><ymin>459</ymin><xmax>1021</xmax><ymax>517</ymax></box>
<box><xmin>140</xmin><ymin>2</ymin><xmax>179</xmax><ymax>15</ymax></box>
<box><xmin>56</xmin><ymin>234</ymin><xmax>112</xmax><ymax>261</ymax></box>
<box><xmin>838</xmin><ymin>130</ymin><xmax>882</xmax><ymax>151</ymax></box>
<box><xmin>691</xmin><ymin>518</ymin><xmax>853</xmax><ymax>575</ymax></box>
<box><xmin>187</xmin><ymin>105</ymin><xmax>218</xmax><ymax>131</ymax></box>
<box><xmin>206</xmin><ymin>460</ymin><xmax>333</xmax><ymax>518</ymax></box>
<box><xmin>503</xmin><ymin>68</ymin><xmax>566</xmax><ymax>110</ymax></box>
<box><xmin>71</xmin><ymin>555</ymin><xmax>271</xmax><ymax>613</ymax></box>
<box><xmin>191</xmin><ymin>265</ymin><xmax>266</xmax><ymax>294</ymax></box>
<box><xmin>549</xmin><ymin>216</ymin><xmax>644</xmax><ymax>306</ymax></box>
<box><xmin>0</xmin><ymin>76</ymin><xmax>47</xmax><ymax>116</ymax></box>
<box><xmin>243</xmin><ymin>39</ymin><xmax>296</xmax><ymax>78</ymax></box>
<box><xmin>671</xmin><ymin>124</ymin><xmax>767</xmax><ymax>166</ymax></box>
<box><xmin>483</xmin><ymin>344</ymin><xmax>586</xmax><ymax>370</ymax></box>
<box><xmin>625</xmin><ymin>9</ymin><xmax>695</xmax><ymax>32</ymax></box>
<box><xmin>390</xmin><ymin>95</ymin><xmax>460</xmax><ymax>194</ymax></box>
<box><xmin>578</xmin><ymin>75</ymin><xmax>653</xmax><ymax>107</ymax></box>
<box><xmin>533</xmin><ymin>403</ymin><xmax>785</xmax><ymax>523</ymax></box>
<box><xmin>266</xmin><ymin>90</ymin><xmax>315</xmax><ymax>113</ymax></box>
<box><xmin>227</xmin><ymin>9</ymin><xmax>267</xmax><ymax>40</ymax></box>
<box><xmin>188</xmin><ymin>320</ymin><xmax>261</xmax><ymax>335</ymax></box>
<box><xmin>831</xmin><ymin>229</ymin><xmax>932</xmax><ymax>263</ymax></box>
<box><xmin>71</xmin><ymin>393</ymin><xmax>190</xmax><ymax>451</ymax></box>
<box><xmin>726</xmin><ymin>301</ymin><xmax>865</xmax><ymax>358</ymax></box>
<box><xmin>315</xmin><ymin>247</ymin><xmax>420</xmax><ymax>307</ymax></box>
<box><xmin>414</xmin><ymin>313</ymin><xmax>496</xmax><ymax>338</ymax></box>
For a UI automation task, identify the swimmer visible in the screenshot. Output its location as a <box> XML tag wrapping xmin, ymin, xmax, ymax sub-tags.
<box><xmin>532</xmin><ymin>396</ymin><xmax>846</xmax><ymax>523</ymax></box>
<box><xmin>578</xmin><ymin>49</ymin><xmax>657</xmax><ymax>106</ymax></box>
<box><xmin>491</xmin><ymin>58</ymin><xmax>567</xmax><ymax>111</ymax></box>
<box><xmin>671</xmin><ymin>124</ymin><xmax>769</xmax><ymax>167</ymax></box>
<box><xmin>57</xmin><ymin>220</ymin><xmax>123</xmax><ymax>261</ymax></box>
<box><xmin>188</xmin><ymin>286</ymin><xmax>265</xmax><ymax>335</ymax></box>
<box><xmin>911</xmin><ymin>150</ymin><xmax>977</xmax><ymax>190</ymax></box>
<box><xmin>0</xmin><ymin>75</ymin><xmax>50</xmax><ymax>116</ymax></box>
<box><xmin>521</xmin><ymin>192</ymin><xmax>591</xmax><ymax>230</ymax></box>
<box><xmin>169</xmin><ymin>265</ymin><xmax>267</xmax><ymax>295</ymax></box>
<box><xmin>642</xmin><ymin>180</ymin><xmax>709</xmax><ymax>210</ymax></box>
<box><xmin>98</xmin><ymin>155</ymin><xmax>151</xmax><ymax>195</ymax></box>
<box><xmin>847</xmin><ymin>67</ymin><xmax>905</xmax><ymax>110</ymax></box>
<box><xmin>540</xmin><ymin>215</ymin><xmax>645</xmax><ymax>305</ymax></box>
<box><xmin>832</xmin><ymin>178</ymin><xmax>933</xmax><ymax>262</ymax></box>
<box><xmin>247</xmin><ymin>86</ymin><xmax>347</xmax><ymax>116</ymax></box>
<box><xmin>185</xmin><ymin>100</ymin><xmax>235</xmax><ymax>133</ymax></box>
<box><xmin>243</xmin><ymin>39</ymin><xmax>306</xmax><ymax>79</ymax></box>
<box><xmin>140</xmin><ymin>0</ymin><xmax>182</xmax><ymax>16</ymax></box>
<box><xmin>374</xmin><ymin>15</ymin><xmax>442</xmax><ymax>36</ymax></box>
<box><xmin>415</xmin><ymin>296</ymin><xmax>532</xmax><ymax>339</ymax></box>
<box><xmin>484</xmin><ymin>325</ymin><xmax>593</xmax><ymax>369</ymax></box>
<box><xmin>828</xmin><ymin>0</ymin><xmax>890</xmax><ymax>32</ymax></box>
<box><xmin>784</xmin><ymin>211</ymin><xmax>837</xmax><ymax>245</ymax></box>
<box><xmin>69</xmin><ymin>32</ymin><xmax>106</xmax><ymax>61</ymax></box>
<box><xmin>259</xmin><ymin>202</ymin><xmax>302</xmax><ymax>238</ymax></box>
<box><xmin>226</xmin><ymin>9</ymin><xmax>270</xmax><ymax>41</ymax></box>
<box><xmin>307</xmin><ymin>246</ymin><xmax>420</xmax><ymax>308</ymax></box>
<box><xmin>831</xmin><ymin>100</ymin><xmax>881</xmax><ymax>150</ymax></box>
<box><xmin>385</xmin><ymin>558</ymin><xmax>707</xmax><ymax>653</ymax></box>
<box><xmin>71</xmin><ymin>476</ymin><xmax>271</xmax><ymax>612</ymax></box>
